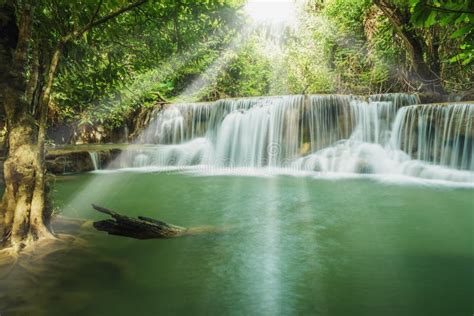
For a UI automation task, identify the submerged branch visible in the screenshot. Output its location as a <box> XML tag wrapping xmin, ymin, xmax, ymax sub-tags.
<box><xmin>91</xmin><ymin>204</ymin><xmax>188</xmax><ymax>239</ymax></box>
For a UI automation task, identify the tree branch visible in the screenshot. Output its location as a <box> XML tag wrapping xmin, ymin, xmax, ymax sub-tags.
<box><xmin>373</xmin><ymin>0</ymin><xmax>445</xmax><ymax>94</ymax></box>
<box><xmin>62</xmin><ymin>0</ymin><xmax>147</xmax><ymax>43</ymax></box>
<box><xmin>424</xmin><ymin>4</ymin><xmax>474</xmax><ymax>15</ymax></box>
<box><xmin>89</xmin><ymin>0</ymin><xmax>104</xmax><ymax>26</ymax></box>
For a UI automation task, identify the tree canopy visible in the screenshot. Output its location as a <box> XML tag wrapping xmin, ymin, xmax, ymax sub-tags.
<box><xmin>8</xmin><ymin>0</ymin><xmax>467</xmax><ymax>133</ymax></box>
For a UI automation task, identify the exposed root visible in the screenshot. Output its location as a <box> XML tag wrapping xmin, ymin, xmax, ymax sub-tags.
<box><xmin>0</xmin><ymin>231</ymin><xmax>88</xmax><ymax>276</ymax></box>
<box><xmin>0</xmin><ymin>228</ymin><xmax>130</xmax><ymax>315</ymax></box>
<box><xmin>0</xmin><ymin>247</ymin><xmax>19</xmax><ymax>278</ymax></box>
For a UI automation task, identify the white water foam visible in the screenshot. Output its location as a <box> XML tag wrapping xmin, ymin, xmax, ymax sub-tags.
<box><xmin>97</xmin><ymin>94</ymin><xmax>473</xmax><ymax>185</ymax></box>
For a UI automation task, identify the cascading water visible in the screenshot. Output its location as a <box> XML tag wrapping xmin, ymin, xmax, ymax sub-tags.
<box><xmin>88</xmin><ymin>151</ymin><xmax>100</xmax><ymax>170</ymax></box>
<box><xmin>387</xmin><ymin>103</ymin><xmax>473</xmax><ymax>182</ymax></box>
<box><xmin>390</xmin><ymin>103</ymin><xmax>473</xmax><ymax>170</ymax></box>
<box><xmin>211</xmin><ymin>96</ymin><xmax>305</xmax><ymax>167</ymax></box>
<box><xmin>114</xmin><ymin>94</ymin><xmax>473</xmax><ymax>183</ymax></box>
<box><xmin>139</xmin><ymin>103</ymin><xmax>212</xmax><ymax>144</ymax></box>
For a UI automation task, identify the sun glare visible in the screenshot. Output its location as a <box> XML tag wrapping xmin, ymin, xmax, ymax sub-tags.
<box><xmin>244</xmin><ymin>0</ymin><xmax>297</xmax><ymax>24</ymax></box>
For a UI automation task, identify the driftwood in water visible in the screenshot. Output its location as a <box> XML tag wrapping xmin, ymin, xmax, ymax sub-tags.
<box><xmin>92</xmin><ymin>204</ymin><xmax>187</xmax><ymax>239</ymax></box>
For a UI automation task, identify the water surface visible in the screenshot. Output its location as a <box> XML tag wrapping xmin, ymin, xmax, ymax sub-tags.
<box><xmin>11</xmin><ymin>171</ymin><xmax>474</xmax><ymax>315</ymax></box>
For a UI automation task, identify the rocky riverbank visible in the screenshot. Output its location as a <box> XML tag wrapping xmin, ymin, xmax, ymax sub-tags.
<box><xmin>46</xmin><ymin>145</ymin><xmax>122</xmax><ymax>174</ymax></box>
<box><xmin>45</xmin><ymin>144</ymin><xmax>156</xmax><ymax>174</ymax></box>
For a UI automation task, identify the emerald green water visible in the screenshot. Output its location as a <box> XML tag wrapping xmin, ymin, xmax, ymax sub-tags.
<box><xmin>7</xmin><ymin>172</ymin><xmax>474</xmax><ymax>315</ymax></box>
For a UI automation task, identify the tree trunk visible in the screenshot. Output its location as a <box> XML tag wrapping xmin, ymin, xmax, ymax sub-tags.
<box><xmin>25</xmin><ymin>42</ymin><xmax>39</xmax><ymax>112</ymax></box>
<box><xmin>28</xmin><ymin>47</ymin><xmax>62</xmax><ymax>240</ymax></box>
<box><xmin>0</xmin><ymin>2</ymin><xmax>53</xmax><ymax>249</ymax></box>
<box><xmin>373</xmin><ymin>0</ymin><xmax>445</xmax><ymax>95</ymax></box>
<box><xmin>0</xmin><ymin>0</ymin><xmax>148</xmax><ymax>250</ymax></box>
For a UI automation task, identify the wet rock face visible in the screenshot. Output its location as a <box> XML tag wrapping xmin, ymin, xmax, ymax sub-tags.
<box><xmin>97</xmin><ymin>149</ymin><xmax>123</xmax><ymax>169</ymax></box>
<box><xmin>460</xmin><ymin>90</ymin><xmax>474</xmax><ymax>102</ymax></box>
<box><xmin>48</xmin><ymin>124</ymin><xmax>131</xmax><ymax>145</ymax></box>
<box><xmin>418</xmin><ymin>92</ymin><xmax>447</xmax><ymax>104</ymax></box>
<box><xmin>418</xmin><ymin>92</ymin><xmax>474</xmax><ymax>104</ymax></box>
<box><xmin>45</xmin><ymin>149</ymin><xmax>123</xmax><ymax>174</ymax></box>
<box><xmin>355</xmin><ymin>160</ymin><xmax>373</xmax><ymax>174</ymax></box>
<box><xmin>46</xmin><ymin>152</ymin><xmax>95</xmax><ymax>174</ymax></box>
<box><xmin>46</xmin><ymin>104</ymin><xmax>164</xmax><ymax>146</ymax></box>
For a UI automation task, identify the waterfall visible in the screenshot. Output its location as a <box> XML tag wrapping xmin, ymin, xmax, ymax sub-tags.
<box><xmin>88</xmin><ymin>151</ymin><xmax>100</xmax><ymax>170</ymax></box>
<box><xmin>390</xmin><ymin>103</ymin><xmax>473</xmax><ymax>171</ymax></box>
<box><xmin>118</xmin><ymin>94</ymin><xmax>473</xmax><ymax>183</ymax></box>
<box><xmin>211</xmin><ymin>95</ymin><xmax>305</xmax><ymax>167</ymax></box>
<box><xmin>139</xmin><ymin>103</ymin><xmax>212</xmax><ymax>144</ymax></box>
<box><xmin>124</xmin><ymin>125</ymin><xmax>129</xmax><ymax>143</ymax></box>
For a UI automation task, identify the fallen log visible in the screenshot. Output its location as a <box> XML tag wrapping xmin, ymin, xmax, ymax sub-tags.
<box><xmin>92</xmin><ymin>204</ymin><xmax>187</xmax><ymax>239</ymax></box>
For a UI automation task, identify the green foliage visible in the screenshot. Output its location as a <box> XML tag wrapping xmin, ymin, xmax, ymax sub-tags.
<box><xmin>324</xmin><ymin>0</ymin><xmax>371</xmax><ymax>35</ymax></box>
<box><xmin>43</xmin><ymin>0</ymin><xmax>473</xmax><ymax>135</ymax></box>
<box><xmin>288</xmin><ymin>0</ymin><xmax>396</xmax><ymax>94</ymax></box>
<box><xmin>289</xmin><ymin>0</ymin><xmax>472</xmax><ymax>94</ymax></box>
<box><xmin>409</xmin><ymin>0</ymin><xmax>474</xmax><ymax>65</ymax></box>
<box><xmin>201</xmin><ymin>38</ymin><xmax>272</xmax><ymax>99</ymax></box>
<box><xmin>49</xmin><ymin>0</ymin><xmax>244</xmax><ymax>129</ymax></box>
<box><xmin>283</xmin><ymin>17</ymin><xmax>335</xmax><ymax>94</ymax></box>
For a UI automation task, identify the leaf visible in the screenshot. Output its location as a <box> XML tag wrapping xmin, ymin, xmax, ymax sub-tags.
<box><xmin>451</xmin><ymin>26</ymin><xmax>470</xmax><ymax>39</ymax></box>
<box><xmin>455</xmin><ymin>13</ymin><xmax>468</xmax><ymax>24</ymax></box>
<box><xmin>462</xmin><ymin>57</ymin><xmax>473</xmax><ymax>65</ymax></box>
<box><xmin>424</xmin><ymin>11</ymin><xmax>438</xmax><ymax>27</ymax></box>
<box><xmin>410</xmin><ymin>3</ymin><xmax>428</xmax><ymax>26</ymax></box>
